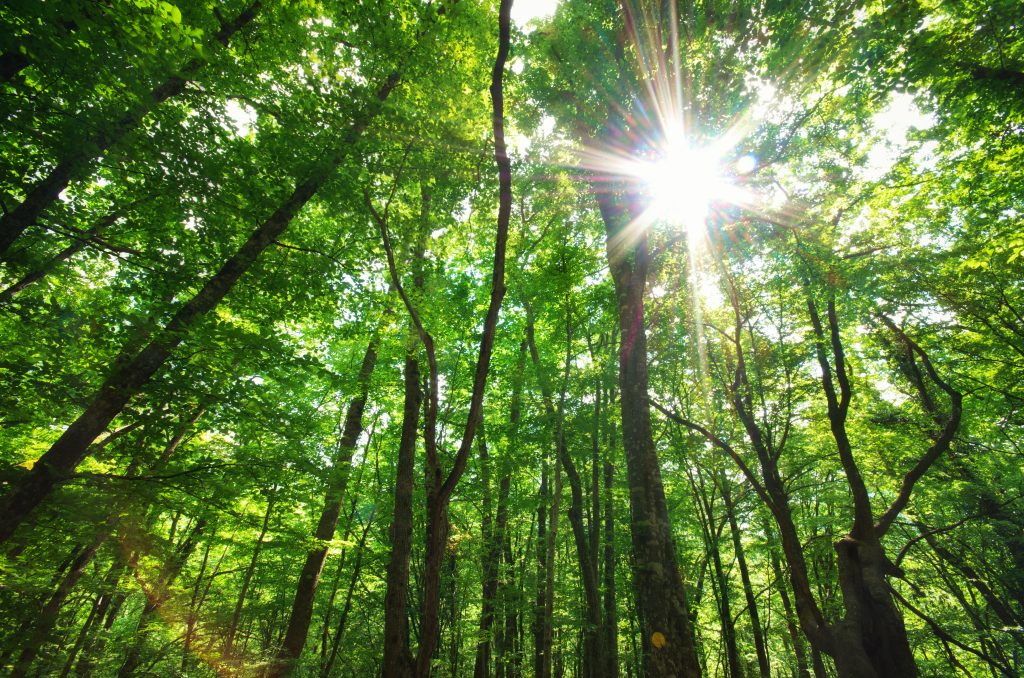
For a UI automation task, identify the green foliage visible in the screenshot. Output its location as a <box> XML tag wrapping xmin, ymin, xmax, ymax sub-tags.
<box><xmin>1</xmin><ymin>0</ymin><xmax>1022</xmax><ymax>676</ymax></box>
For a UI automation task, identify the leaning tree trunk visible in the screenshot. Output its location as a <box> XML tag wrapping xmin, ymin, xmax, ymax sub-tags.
<box><xmin>9</xmin><ymin>531</ymin><xmax>109</xmax><ymax>677</ymax></box>
<box><xmin>117</xmin><ymin>518</ymin><xmax>208</xmax><ymax>678</ymax></box>
<box><xmin>0</xmin><ymin>1</ymin><xmax>263</xmax><ymax>256</ymax></box>
<box><xmin>0</xmin><ymin>71</ymin><xmax>400</xmax><ymax>545</ymax></box>
<box><xmin>226</xmin><ymin>486</ymin><xmax>277</xmax><ymax>658</ymax></box>
<box><xmin>268</xmin><ymin>339</ymin><xmax>378</xmax><ymax>677</ymax></box>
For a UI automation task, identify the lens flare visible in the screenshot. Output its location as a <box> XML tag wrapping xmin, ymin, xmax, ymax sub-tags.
<box><xmin>633</xmin><ymin>138</ymin><xmax>731</xmax><ymax>233</ymax></box>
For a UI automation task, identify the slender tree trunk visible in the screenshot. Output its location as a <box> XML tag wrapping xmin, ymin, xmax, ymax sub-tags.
<box><xmin>543</xmin><ymin>454</ymin><xmax>562</xmax><ymax>678</ymax></box>
<box><xmin>474</xmin><ymin>433</ymin><xmax>499</xmax><ymax>678</ymax></box>
<box><xmin>534</xmin><ymin>454</ymin><xmax>550</xmax><ymax>678</ymax></box>
<box><xmin>10</xmin><ymin>531</ymin><xmax>109</xmax><ymax>677</ymax></box>
<box><xmin>226</xmin><ymin>487</ymin><xmax>277</xmax><ymax>656</ymax></box>
<box><xmin>764</xmin><ymin>517</ymin><xmax>811</xmax><ymax>678</ymax></box>
<box><xmin>410</xmin><ymin>0</ymin><xmax>513</xmax><ymax>668</ymax></box>
<box><xmin>602</xmin><ymin>456</ymin><xmax>619</xmax><ymax>678</ymax></box>
<box><xmin>181</xmin><ymin>536</ymin><xmax>214</xmax><ymax>674</ymax></box>
<box><xmin>381</xmin><ymin>342</ymin><xmax>422</xmax><ymax>678</ymax></box>
<box><xmin>0</xmin><ymin>72</ymin><xmax>400</xmax><ymax>545</ymax></box>
<box><xmin>117</xmin><ymin>518</ymin><xmax>207</xmax><ymax>677</ymax></box>
<box><xmin>692</xmin><ymin>467</ymin><xmax>741</xmax><ymax>678</ymax></box>
<box><xmin>721</xmin><ymin>473</ymin><xmax>770</xmax><ymax>677</ymax></box>
<box><xmin>269</xmin><ymin>341</ymin><xmax>378</xmax><ymax>676</ymax></box>
<box><xmin>594</xmin><ymin>184</ymin><xmax>701</xmax><ymax>677</ymax></box>
<box><xmin>321</xmin><ymin>511</ymin><xmax>373</xmax><ymax>678</ymax></box>
<box><xmin>495</xmin><ymin>341</ymin><xmax>525</xmax><ymax>678</ymax></box>
<box><xmin>59</xmin><ymin>583</ymin><xmax>108</xmax><ymax>678</ymax></box>
<box><xmin>527</xmin><ymin>310</ymin><xmax>602</xmax><ymax>676</ymax></box>
<box><xmin>0</xmin><ymin>1</ymin><xmax>262</xmax><ymax>256</ymax></box>
<box><xmin>0</xmin><ymin>209</ymin><xmax>120</xmax><ymax>303</ymax></box>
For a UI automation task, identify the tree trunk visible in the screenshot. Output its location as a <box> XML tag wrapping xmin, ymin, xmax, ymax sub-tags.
<box><xmin>474</xmin><ymin>433</ymin><xmax>499</xmax><ymax>678</ymax></box>
<box><xmin>269</xmin><ymin>341</ymin><xmax>378</xmax><ymax>676</ymax></box>
<box><xmin>534</xmin><ymin>452</ymin><xmax>550</xmax><ymax>678</ymax></box>
<box><xmin>226</xmin><ymin>487</ymin><xmax>277</xmax><ymax>656</ymax></box>
<box><xmin>381</xmin><ymin>343</ymin><xmax>422</xmax><ymax>678</ymax></box>
<box><xmin>764</xmin><ymin>517</ymin><xmax>811</xmax><ymax>678</ymax></box>
<box><xmin>321</xmin><ymin>511</ymin><xmax>373</xmax><ymax>678</ymax></box>
<box><xmin>594</xmin><ymin>184</ymin><xmax>701</xmax><ymax>677</ymax></box>
<box><xmin>0</xmin><ymin>1</ymin><xmax>262</xmax><ymax>256</ymax></box>
<box><xmin>527</xmin><ymin>310</ymin><xmax>602</xmax><ymax>677</ymax></box>
<box><xmin>117</xmin><ymin>518</ymin><xmax>207</xmax><ymax>677</ymax></box>
<box><xmin>602</xmin><ymin>457</ymin><xmax>619</xmax><ymax>678</ymax></box>
<box><xmin>495</xmin><ymin>342</ymin><xmax>524</xmax><ymax>678</ymax></box>
<box><xmin>0</xmin><ymin>209</ymin><xmax>120</xmax><ymax>303</ymax></box>
<box><xmin>721</xmin><ymin>473</ymin><xmax>770</xmax><ymax>678</ymax></box>
<box><xmin>10</xmin><ymin>531</ymin><xmax>108</xmax><ymax>677</ymax></box>
<box><xmin>0</xmin><ymin>72</ymin><xmax>400</xmax><ymax>544</ymax></box>
<box><xmin>830</xmin><ymin>536</ymin><xmax>918</xmax><ymax>678</ymax></box>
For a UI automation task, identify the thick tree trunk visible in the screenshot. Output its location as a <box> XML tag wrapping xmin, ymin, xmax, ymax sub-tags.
<box><xmin>829</xmin><ymin>536</ymin><xmax>917</xmax><ymax>678</ymax></box>
<box><xmin>269</xmin><ymin>341</ymin><xmax>378</xmax><ymax>676</ymax></box>
<box><xmin>594</xmin><ymin>186</ymin><xmax>701</xmax><ymax>677</ymax></box>
<box><xmin>0</xmin><ymin>73</ymin><xmax>399</xmax><ymax>544</ymax></box>
<box><xmin>0</xmin><ymin>1</ymin><xmax>262</xmax><ymax>256</ymax></box>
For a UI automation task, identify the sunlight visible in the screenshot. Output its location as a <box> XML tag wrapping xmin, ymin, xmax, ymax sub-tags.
<box><xmin>634</xmin><ymin>137</ymin><xmax>731</xmax><ymax>234</ymax></box>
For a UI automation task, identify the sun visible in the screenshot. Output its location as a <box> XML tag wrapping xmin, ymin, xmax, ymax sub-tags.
<box><xmin>634</xmin><ymin>137</ymin><xmax>733</xmax><ymax>234</ymax></box>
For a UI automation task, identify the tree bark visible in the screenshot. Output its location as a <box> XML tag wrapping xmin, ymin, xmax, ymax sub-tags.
<box><xmin>474</xmin><ymin>433</ymin><xmax>499</xmax><ymax>678</ymax></box>
<box><xmin>495</xmin><ymin>341</ymin><xmax>525</xmax><ymax>678</ymax></box>
<box><xmin>0</xmin><ymin>71</ymin><xmax>400</xmax><ymax>544</ymax></box>
<box><xmin>226</xmin><ymin>487</ymin><xmax>277</xmax><ymax>656</ymax></box>
<box><xmin>321</xmin><ymin>510</ymin><xmax>374</xmax><ymax>678</ymax></box>
<box><xmin>269</xmin><ymin>340</ymin><xmax>378</xmax><ymax>676</ymax></box>
<box><xmin>381</xmin><ymin>342</ymin><xmax>422</xmax><ymax>678</ymax></box>
<box><xmin>410</xmin><ymin>0</ymin><xmax>513</xmax><ymax>670</ymax></box>
<box><xmin>117</xmin><ymin>517</ymin><xmax>207</xmax><ymax>677</ymax></box>
<box><xmin>594</xmin><ymin>182</ymin><xmax>701</xmax><ymax>677</ymax></box>
<box><xmin>527</xmin><ymin>309</ymin><xmax>603</xmax><ymax>677</ymax></box>
<box><xmin>721</xmin><ymin>472</ymin><xmax>770</xmax><ymax>678</ymax></box>
<box><xmin>9</xmin><ymin>531</ymin><xmax>109</xmax><ymax>677</ymax></box>
<box><xmin>0</xmin><ymin>1</ymin><xmax>262</xmax><ymax>256</ymax></box>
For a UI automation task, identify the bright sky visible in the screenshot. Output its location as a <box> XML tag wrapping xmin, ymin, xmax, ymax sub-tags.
<box><xmin>512</xmin><ymin>0</ymin><xmax>558</xmax><ymax>28</ymax></box>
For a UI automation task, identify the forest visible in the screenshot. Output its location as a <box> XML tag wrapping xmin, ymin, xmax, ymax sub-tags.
<box><xmin>0</xmin><ymin>0</ymin><xmax>1022</xmax><ymax>676</ymax></box>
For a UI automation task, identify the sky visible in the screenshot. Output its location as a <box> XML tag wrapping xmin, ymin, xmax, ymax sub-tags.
<box><xmin>511</xmin><ymin>0</ymin><xmax>558</xmax><ymax>28</ymax></box>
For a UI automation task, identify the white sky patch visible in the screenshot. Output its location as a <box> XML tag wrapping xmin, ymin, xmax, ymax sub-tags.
<box><xmin>540</xmin><ymin>114</ymin><xmax>557</xmax><ymax>136</ymax></box>
<box><xmin>512</xmin><ymin>0</ymin><xmax>557</xmax><ymax>29</ymax></box>
<box><xmin>862</xmin><ymin>91</ymin><xmax>936</xmax><ymax>180</ymax></box>
<box><xmin>225</xmin><ymin>99</ymin><xmax>257</xmax><ymax>137</ymax></box>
